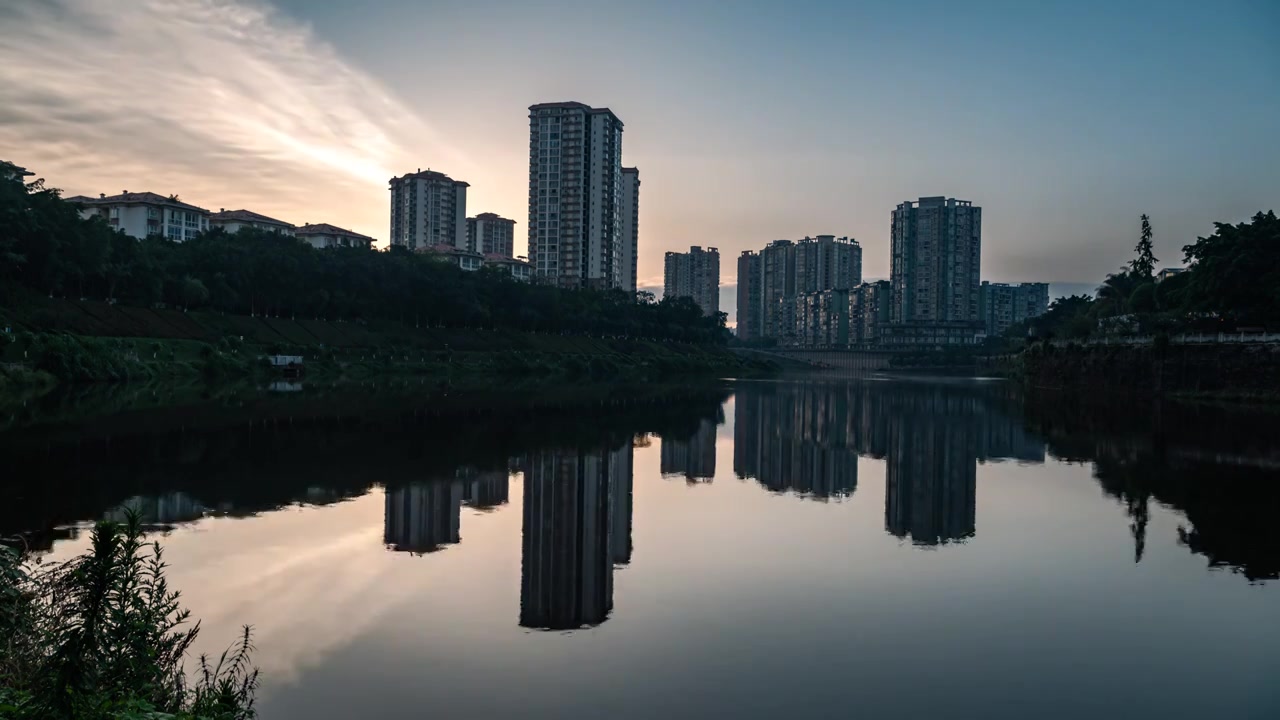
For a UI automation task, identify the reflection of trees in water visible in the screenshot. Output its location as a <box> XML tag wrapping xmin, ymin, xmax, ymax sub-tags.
<box><xmin>1026</xmin><ymin>394</ymin><xmax>1280</xmax><ymax>582</ymax></box>
<box><xmin>1</xmin><ymin>385</ymin><xmax>729</xmax><ymax>553</ymax></box>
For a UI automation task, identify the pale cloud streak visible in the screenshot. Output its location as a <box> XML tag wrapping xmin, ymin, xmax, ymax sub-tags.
<box><xmin>0</xmin><ymin>0</ymin><xmax>472</xmax><ymax>242</ymax></box>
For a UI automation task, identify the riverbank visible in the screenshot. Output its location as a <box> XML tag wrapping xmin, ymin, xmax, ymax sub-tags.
<box><xmin>1</xmin><ymin>298</ymin><xmax>773</xmax><ymax>391</ymax></box>
<box><xmin>989</xmin><ymin>341</ymin><xmax>1280</xmax><ymax>402</ymax></box>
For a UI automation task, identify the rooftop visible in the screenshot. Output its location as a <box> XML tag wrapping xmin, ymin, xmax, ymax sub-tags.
<box><xmin>73</xmin><ymin>191</ymin><xmax>209</xmax><ymax>213</ymax></box>
<box><xmin>210</xmin><ymin>209</ymin><xmax>294</xmax><ymax>227</ymax></box>
<box><xmin>295</xmin><ymin>223</ymin><xmax>375</xmax><ymax>241</ymax></box>
<box><xmin>528</xmin><ymin>101</ymin><xmax>623</xmax><ymax>127</ymax></box>
<box><xmin>471</xmin><ymin>212</ymin><xmax>516</xmax><ymax>223</ymax></box>
<box><xmin>484</xmin><ymin>254</ymin><xmax>530</xmax><ymax>264</ymax></box>
<box><xmin>389</xmin><ymin>169</ymin><xmax>469</xmax><ymax>187</ymax></box>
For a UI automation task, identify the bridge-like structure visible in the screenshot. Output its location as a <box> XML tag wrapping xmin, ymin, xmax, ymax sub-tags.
<box><xmin>732</xmin><ymin>348</ymin><xmax>899</xmax><ymax>371</ymax></box>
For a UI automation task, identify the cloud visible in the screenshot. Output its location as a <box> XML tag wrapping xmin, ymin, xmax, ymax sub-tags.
<box><xmin>0</xmin><ymin>0</ymin><xmax>471</xmax><ymax>242</ymax></box>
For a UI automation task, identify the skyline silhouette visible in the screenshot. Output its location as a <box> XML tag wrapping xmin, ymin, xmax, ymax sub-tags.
<box><xmin>2</xmin><ymin>0</ymin><xmax>1276</xmax><ymax>325</ymax></box>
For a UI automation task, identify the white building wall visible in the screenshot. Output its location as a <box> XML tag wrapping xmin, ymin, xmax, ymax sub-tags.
<box><xmin>619</xmin><ymin>169</ymin><xmax>639</xmax><ymax>293</ymax></box>
<box><xmin>453</xmin><ymin>183</ymin><xmax>468</xmax><ymax>250</ymax></box>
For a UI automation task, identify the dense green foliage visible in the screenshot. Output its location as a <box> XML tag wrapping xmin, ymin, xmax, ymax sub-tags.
<box><xmin>1007</xmin><ymin>211</ymin><xmax>1279</xmax><ymax>342</ymax></box>
<box><xmin>1</xmin><ymin>516</ymin><xmax>258</xmax><ymax>719</ymax></box>
<box><xmin>1</xmin><ymin>161</ymin><xmax>726</xmax><ymax>345</ymax></box>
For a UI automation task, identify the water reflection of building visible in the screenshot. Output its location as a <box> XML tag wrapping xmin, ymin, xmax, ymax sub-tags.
<box><xmin>384</xmin><ymin>468</ymin><xmax>511</xmax><ymax>554</ymax></box>
<box><xmin>732</xmin><ymin>385</ymin><xmax>858</xmax><ymax>501</ymax></box>
<box><xmin>660</xmin><ymin>410</ymin><xmax>722</xmax><ymax>482</ymax></box>
<box><xmin>611</xmin><ymin>438</ymin><xmax>636</xmax><ymax>565</ymax></box>
<box><xmin>384</xmin><ymin>481</ymin><xmax>464</xmax><ymax>554</ymax></box>
<box><xmin>103</xmin><ymin>492</ymin><xmax>208</xmax><ymax>525</ymax></box>
<box><xmin>885</xmin><ymin>414</ymin><xmax>977</xmax><ymax>546</ymax></box>
<box><xmin>462</xmin><ymin>470</ymin><xmax>511</xmax><ymax>510</ymax></box>
<box><xmin>520</xmin><ymin>440</ymin><xmax>634</xmax><ymax>630</ymax></box>
<box><xmin>733</xmin><ymin>381</ymin><xmax>1047</xmax><ymax>539</ymax></box>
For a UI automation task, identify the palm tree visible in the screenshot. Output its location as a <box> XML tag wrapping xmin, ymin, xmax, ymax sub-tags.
<box><xmin>1093</xmin><ymin>269</ymin><xmax>1137</xmax><ymax>317</ymax></box>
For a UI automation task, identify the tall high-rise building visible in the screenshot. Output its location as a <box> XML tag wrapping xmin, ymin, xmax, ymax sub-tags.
<box><xmin>978</xmin><ymin>281</ymin><xmax>1050</xmax><ymax>336</ymax></box>
<box><xmin>663</xmin><ymin>246</ymin><xmax>720</xmax><ymax>316</ymax></box>
<box><xmin>887</xmin><ymin>197</ymin><xmax>982</xmax><ymax>345</ymax></box>
<box><xmin>527</xmin><ymin>102</ymin><xmax>626</xmax><ymax>290</ymax></box>
<box><xmin>760</xmin><ymin>240</ymin><xmax>796</xmax><ymax>339</ymax></box>
<box><xmin>850</xmin><ymin>280</ymin><xmax>892</xmax><ymax>345</ymax></box>
<box><xmin>755</xmin><ymin>236</ymin><xmax>861</xmax><ymax>343</ymax></box>
<box><xmin>794</xmin><ymin>235</ymin><xmax>862</xmax><ymax>294</ymax></box>
<box><xmin>619</xmin><ymin>167</ymin><xmax>640</xmax><ymax>294</ymax></box>
<box><xmin>735</xmin><ymin>251</ymin><xmax>763</xmax><ymax>341</ymax></box>
<box><xmin>466</xmin><ymin>213</ymin><xmax>516</xmax><ymax>257</ymax></box>
<box><xmin>389</xmin><ymin>169</ymin><xmax>469</xmax><ymax>251</ymax></box>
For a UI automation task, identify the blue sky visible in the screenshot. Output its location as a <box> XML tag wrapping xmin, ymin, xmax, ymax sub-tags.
<box><xmin>2</xmin><ymin>0</ymin><xmax>1277</xmax><ymax>313</ymax></box>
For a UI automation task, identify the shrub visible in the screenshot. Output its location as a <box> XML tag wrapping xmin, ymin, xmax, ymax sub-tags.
<box><xmin>0</xmin><ymin>514</ymin><xmax>260</xmax><ymax>719</ymax></box>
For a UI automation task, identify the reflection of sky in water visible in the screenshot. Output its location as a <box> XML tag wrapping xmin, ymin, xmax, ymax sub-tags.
<box><xmin>29</xmin><ymin>388</ymin><xmax>1280</xmax><ymax>720</ymax></box>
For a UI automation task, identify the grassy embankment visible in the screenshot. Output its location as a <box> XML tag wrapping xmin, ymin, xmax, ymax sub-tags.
<box><xmin>0</xmin><ymin>296</ymin><xmax>773</xmax><ymax>390</ymax></box>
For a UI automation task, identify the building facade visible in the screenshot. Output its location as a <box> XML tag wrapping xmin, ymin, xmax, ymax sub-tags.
<box><xmin>484</xmin><ymin>255</ymin><xmax>534</xmax><ymax>282</ymax></box>
<box><xmin>754</xmin><ymin>236</ymin><xmax>861</xmax><ymax>344</ymax></box>
<box><xmin>209</xmin><ymin>209</ymin><xmax>294</xmax><ymax>235</ymax></box>
<box><xmin>619</xmin><ymin>167</ymin><xmax>640</xmax><ymax>294</ymax></box>
<box><xmin>978</xmin><ymin>282</ymin><xmax>1049</xmax><ymax>336</ymax></box>
<box><xmin>735</xmin><ymin>251</ymin><xmax>763</xmax><ymax>341</ymax></box>
<box><xmin>849</xmin><ymin>280</ymin><xmax>892</xmax><ymax>346</ymax></box>
<box><xmin>528</xmin><ymin>102</ymin><xmax>626</xmax><ymax>290</ymax></box>
<box><xmin>888</xmin><ymin>197</ymin><xmax>983</xmax><ymax>345</ymax></box>
<box><xmin>793</xmin><ymin>235</ymin><xmax>862</xmax><ymax>294</ymax></box>
<box><xmin>295</xmin><ymin>223</ymin><xmax>375</xmax><ymax>250</ymax></box>
<box><xmin>794</xmin><ymin>289</ymin><xmax>850</xmax><ymax>348</ymax></box>
<box><xmin>663</xmin><ymin>246</ymin><xmax>720</xmax><ymax>316</ymax></box>
<box><xmin>760</xmin><ymin>240</ymin><xmax>795</xmax><ymax>340</ymax></box>
<box><xmin>69</xmin><ymin>191</ymin><xmax>210</xmax><ymax>242</ymax></box>
<box><xmin>389</xmin><ymin>169</ymin><xmax>468</xmax><ymax>251</ymax></box>
<box><xmin>419</xmin><ymin>244</ymin><xmax>484</xmax><ymax>271</ymax></box>
<box><xmin>467</xmin><ymin>212</ymin><xmax>516</xmax><ymax>257</ymax></box>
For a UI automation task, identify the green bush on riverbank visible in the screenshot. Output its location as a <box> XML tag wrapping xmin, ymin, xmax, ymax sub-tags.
<box><xmin>1</xmin><ymin>515</ymin><xmax>259</xmax><ymax>719</ymax></box>
<box><xmin>2</xmin><ymin>295</ymin><xmax>776</xmax><ymax>388</ymax></box>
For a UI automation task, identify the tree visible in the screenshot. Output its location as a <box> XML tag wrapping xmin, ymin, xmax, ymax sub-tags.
<box><xmin>1128</xmin><ymin>282</ymin><xmax>1156</xmax><ymax>314</ymax></box>
<box><xmin>1032</xmin><ymin>294</ymin><xmax>1095</xmax><ymax>339</ymax></box>
<box><xmin>181</xmin><ymin>276</ymin><xmax>209</xmax><ymax>309</ymax></box>
<box><xmin>1180</xmin><ymin>210</ymin><xmax>1280</xmax><ymax>327</ymax></box>
<box><xmin>1093</xmin><ymin>270</ymin><xmax>1137</xmax><ymax>318</ymax></box>
<box><xmin>1131</xmin><ymin>214</ymin><xmax>1157</xmax><ymax>280</ymax></box>
<box><xmin>0</xmin><ymin>162</ymin><xmax>730</xmax><ymax>345</ymax></box>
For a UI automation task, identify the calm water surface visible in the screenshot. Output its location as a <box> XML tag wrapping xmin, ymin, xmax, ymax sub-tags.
<box><xmin>4</xmin><ymin>377</ymin><xmax>1279</xmax><ymax>719</ymax></box>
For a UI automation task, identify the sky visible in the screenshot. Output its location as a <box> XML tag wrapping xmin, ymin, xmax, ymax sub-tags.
<box><xmin>1</xmin><ymin>0</ymin><xmax>1277</xmax><ymax>318</ymax></box>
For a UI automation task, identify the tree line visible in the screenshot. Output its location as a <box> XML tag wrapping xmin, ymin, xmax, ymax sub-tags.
<box><xmin>1012</xmin><ymin>210</ymin><xmax>1279</xmax><ymax>341</ymax></box>
<box><xmin>0</xmin><ymin>161</ymin><xmax>726</xmax><ymax>344</ymax></box>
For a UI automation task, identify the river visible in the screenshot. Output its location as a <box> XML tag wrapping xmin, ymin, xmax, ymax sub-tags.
<box><xmin>3</xmin><ymin>376</ymin><xmax>1278</xmax><ymax>719</ymax></box>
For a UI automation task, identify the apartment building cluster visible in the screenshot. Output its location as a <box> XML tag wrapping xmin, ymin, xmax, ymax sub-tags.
<box><xmin>663</xmin><ymin>246</ymin><xmax>720</xmax><ymax>316</ymax></box>
<box><xmin>735</xmin><ymin>235</ymin><xmax>865</xmax><ymax>346</ymax></box>
<box><xmin>736</xmin><ymin>197</ymin><xmax>1050</xmax><ymax>348</ymax></box>
<box><xmin>979</xmin><ymin>281</ymin><xmax>1050</xmax><ymax>336</ymax></box>
<box><xmin>65</xmin><ymin>191</ymin><xmax>376</xmax><ymax>250</ymax></box>
<box><xmin>388</xmin><ymin>99</ymin><xmax>643</xmax><ymax>289</ymax></box>
<box><xmin>387</xmin><ymin>169</ymin><xmax>531</xmax><ymax>282</ymax></box>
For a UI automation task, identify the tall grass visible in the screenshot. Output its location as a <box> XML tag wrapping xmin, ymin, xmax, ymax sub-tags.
<box><xmin>0</xmin><ymin>515</ymin><xmax>259</xmax><ymax>719</ymax></box>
